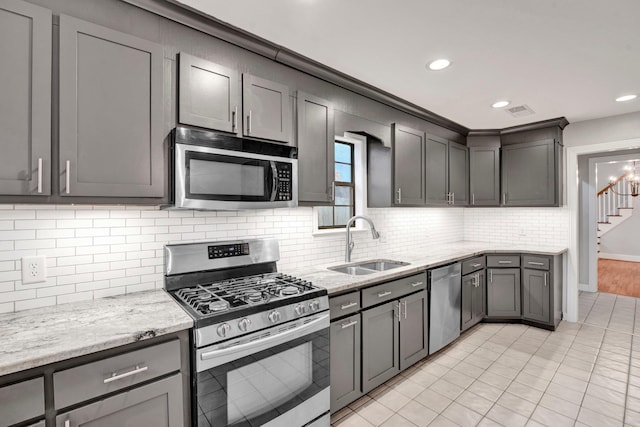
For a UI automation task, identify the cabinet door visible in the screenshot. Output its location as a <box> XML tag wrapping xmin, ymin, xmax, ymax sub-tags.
<box><xmin>461</xmin><ymin>274</ymin><xmax>475</xmax><ymax>331</ymax></box>
<box><xmin>425</xmin><ymin>134</ymin><xmax>449</xmax><ymax>205</ymax></box>
<box><xmin>392</xmin><ymin>124</ymin><xmax>425</xmax><ymax>205</ymax></box>
<box><xmin>297</xmin><ymin>92</ymin><xmax>334</xmax><ymax>203</ymax></box>
<box><xmin>448</xmin><ymin>141</ymin><xmax>469</xmax><ymax>205</ymax></box>
<box><xmin>487</xmin><ymin>268</ymin><xmax>521</xmax><ymax>317</ymax></box>
<box><xmin>56</xmin><ymin>374</ymin><xmax>183</xmax><ymax>427</ymax></box>
<box><xmin>469</xmin><ymin>146</ymin><xmax>500</xmax><ymax>206</ymax></box>
<box><xmin>242</xmin><ymin>73</ymin><xmax>292</xmax><ymax>143</ymax></box>
<box><xmin>0</xmin><ymin>376</ymin><xmax>44</xmax><ymax>426</ymax></box>
<box><xmin>59</xmin><ymin>15</ymin><xmax>164</xmax><ymax>198</ymax></box>
<box><xmin>178</xmin><ymin>53</ymin><xmax>239</xmax><ymax>134</ymax></box>
<box><xmin>523</xmin><ymin>268</ymin><xmax>551</xmax><ymax>324</ymax></box>
<box><xmin>362</xmin><ymin>301</ymin><xmax>400</xmax><ymax>393</ymax></box>
<box><xmin>0</xmin><ymin>0</ymin><xmax>51</xmax><ymax>195</ymax></box>
<box><xmin>501</xmin><ymin>139</ymin><xmax>557</xmax><ymax>206</ymax></box>
<box><xmin>399</xmin><ymin>291</ymin><xmax>428</xmax><ymax>370</ymax></box>
<box><xmin>474</xmin><ymin>270</ymin><xmax>487</xmax><ymax>321</ymax></box>
<box><xmin>330</xmin><ymin>314</ymin><xmax>362</xmax><ymax>412</ymax></box>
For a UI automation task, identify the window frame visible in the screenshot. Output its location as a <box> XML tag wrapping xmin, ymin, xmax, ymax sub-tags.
<box><xmin>318</xmin><ymin>140</ymin><xmax>356</xmax><ymax>230</ymax></box>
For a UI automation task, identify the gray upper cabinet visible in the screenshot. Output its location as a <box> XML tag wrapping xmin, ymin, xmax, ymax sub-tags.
<box><xmin>0</xmin><ymin>0</ymin><xmax>51</xmax><ymax>196</ymax></box>
<box><xmin>178</xmin><ymin>53</ymin><xmax>240</xmax><ymax>134</ymax></box>
<box><xmin>242</xmin><ymin>73</ymin><xmax>292</xmax><ymax>143</ymax></box>
<box><xmin>297</xmin><ymin>92</ymin><xmax>334</xmax><ymax>204</ymax></box>
<box><xmin>399</xmin><ymin>291</ymin><xmax>428</xmax><ymax>370</ymax></box>
<box><xmin>448</xmin><ymin>141</ymin><xmax>469</xmax><ymax>205</ymax></box>
<box><xmin>425</xmin><ymin>134</ymin><xmax>448</xmax><ymax>205</ymax></box>
<box><xmin>501</xmin><ymin>138</ymin><xmax>560</xmax><ymax>206</ymax></box>
<box><xmin>329</xmin><ymin>313</ymin><xmax>361</xmax><ymax>412</ymax></box>
<box><xmin>392</xmin><ymin>124</ymin><xmax>425</xmax><ymax>206</ymax></box>
<box><xmin>469</xmin><ymin>146</ymin><xmax>500</xmax><ymax>206</ymax></box>
<box><xmin>59</xmin><ymin>14</ymin><xmax>164</xmax><ymax>198</ymax></box>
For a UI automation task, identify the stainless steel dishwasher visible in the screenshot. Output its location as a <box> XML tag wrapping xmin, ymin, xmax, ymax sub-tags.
<box><xmin>428</xmin><ymin>263</ymin><xmax>462</xmax><ymax>354</ymax></box>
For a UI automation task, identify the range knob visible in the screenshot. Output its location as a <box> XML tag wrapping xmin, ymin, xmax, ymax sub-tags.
<box><xmin>294</xmin><ymin>304</ymin><xmax>306</xmax><ymax>316</ymax></box>
<box><xmin>238</xmin><ymin>318</ymin><xmax>251</xmax><ymax>332</ymax></box>
<box><xmin>268</xmin><ymin>310</ymin><xmax>281</xmax><ymax>323</ymax></box>
<box><xmin>309</xmin><ymin>300</ymin><xmax>321</xmax><ymax>312</ymax></box>
<box><xmin>217</xmin><ymin>323</ymin><xmax>231</xmax><ymax>337</ymax></box>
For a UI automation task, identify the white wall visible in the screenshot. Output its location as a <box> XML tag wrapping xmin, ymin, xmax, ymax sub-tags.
<box><xmin>600</xmin><ymin>196</ymin><xmax>640</xmax><ymax>260</ymax></box>
<box><xmin>564</xmin><ymin>111</ymin><xmax>640</xmax><ymax>148</ymax></box>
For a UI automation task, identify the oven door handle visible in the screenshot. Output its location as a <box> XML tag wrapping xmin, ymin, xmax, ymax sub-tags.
<box><xmin>198</xmin><ymin>313</ymin><xmax>329</xmax><ymax>368</ymax></box>
<box><xmin>270</xmin><ymin>161</ymin><xmax>278</xmax><ymax>202</ymax></box>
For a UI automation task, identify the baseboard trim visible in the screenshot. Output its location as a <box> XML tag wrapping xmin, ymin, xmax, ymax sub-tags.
<box><xmin>599</xmin><ymin>253</ymin><xmax>640</xmax><ymax>262</ymax></box>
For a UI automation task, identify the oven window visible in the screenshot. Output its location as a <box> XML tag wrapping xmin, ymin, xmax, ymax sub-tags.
<box><xmin>227</xmin><ymin>342</ymin><xmax>312</xmax><ymax>424</ymax></box>
<box><xmin>189</xmin><ymin>159</ymin><xmax>265</xmax><ymax>196</ymax></box>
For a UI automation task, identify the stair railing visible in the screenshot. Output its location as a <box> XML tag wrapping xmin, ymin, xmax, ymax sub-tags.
<box><xmin>597</xmin><ymin>174</ymin><xmax>632</xmax><ymax>224</ymax></box>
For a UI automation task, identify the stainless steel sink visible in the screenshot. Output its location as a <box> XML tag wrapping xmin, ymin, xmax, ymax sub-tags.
<box><xmin>328</xmin><ymin>259</ymin><xmax>409</xmax><ymax>275</ymax></box>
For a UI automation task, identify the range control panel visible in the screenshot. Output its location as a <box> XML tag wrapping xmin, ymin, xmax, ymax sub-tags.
<box><xmin>208</xmin><ymin>243</ymin><xmax>250</xmax><ymax>259</ymax></box>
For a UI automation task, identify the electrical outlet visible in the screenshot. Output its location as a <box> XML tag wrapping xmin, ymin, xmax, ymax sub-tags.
<box><xmin>21</xmin><ymin>256</ymin><xmax>47</xmax><ymax>284</ymax></box>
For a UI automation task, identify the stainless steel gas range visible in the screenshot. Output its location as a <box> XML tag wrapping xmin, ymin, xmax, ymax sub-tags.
<box><xmin>164</xmin><ymin>238</ymin><xmax>330</xmax><ymax>427</ymax></box>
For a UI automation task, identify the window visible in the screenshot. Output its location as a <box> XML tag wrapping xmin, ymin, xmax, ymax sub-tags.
<box><xmin>318</xmin><ymin>141</ymin><xmax>355</xmax><ymax>229</ymax></box>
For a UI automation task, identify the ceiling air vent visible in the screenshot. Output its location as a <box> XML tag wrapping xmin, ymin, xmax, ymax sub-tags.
<box><xmin>506</xmin><ymin>104</ymin><xmax>535</xmax><ymax>117</ymax></box>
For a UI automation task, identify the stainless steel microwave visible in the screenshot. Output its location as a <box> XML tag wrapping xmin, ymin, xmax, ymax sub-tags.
<box><xmin>171</xmin><ymin>126</ymin><xmax>298</xmax><ymax>210</ymax></box>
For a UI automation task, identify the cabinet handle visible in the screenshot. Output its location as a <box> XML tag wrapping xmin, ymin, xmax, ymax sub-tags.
<box><xmin>452</xmin><ymin>192</ymin><xmax>455</xmax><ymax>205</ymax></box>
<box><xmin>471</xmin><ymin>263</ymin><xmax>481</xmax><ymax>268</ymax></box>
<box><xmin>502</xmin><ymin>193</ymin><xmax>507</xmax><ymax>205</ymax></box>
<box><xmin>65</xmin><ymin>160</ymin><xmax>71</xmax><ymax>194</ymax></box>
<box><xmin>103</xmin><ymin>365</ymin><xmax>148</xmax><ymax>384</ymax></box>
<box><xmin>489</xmin><ymin>270</ymin><xmax>493</xmax><ymax>283</ymax></box>
<box><xmin>544</xmin><ymin>272</ymin><xmax>548</xmax><ymax>287</ymax></box>
<box><xmin>397</xmin><ymin>187</ymin><xmax>402</xmax><ymax>204</ymax></box>
<box><xmin>65</xmin><ymin>420</ymin><xmax>70</xmax><ymax>427</ymax></box>
<box><xmin>404</xmin><ymin>300</ymin><xmax>407</xmax><ymax>319</ymax></box>
<box><xmin>528</xmin><ymin>261</ymin><xmax>545</xmax><ymax>266</ymax></box>
<box><xmin>378</xmin><ymin>291</ymin><xmax>392</xmax><ymax>298</ymax></box>
<box><xmin>497</xmin><ymin>260</ymin><xmax>512</xmax><ymax>264</ymax></box>
<box><xmin>247</xmin><ymin>110</ymin><xmax>252</xmax><ymax>134</ymax></box>
<box><xmin>331</xmin><ymin>182</ymin><xmax>335</xmax><ymax>202</ymax></box>
<box><xmin>476</xmin><ymin>273</ymin><xmax>480</xmax><ymax>287</ymax></box>
<box><xmin>396</xmin><ymin>301</ymin><xmax>402</xmax><ymax>320</ymax></box>
<box><xmin>232</xmin><ymin>106</ymin><xmax>238</xmax><ymax>132</ymax></box>
<box><xmin>340</xmin><ymin>320</ymin><xmax>358</xmax><ymax>329</ymax></box>
<box><xmin>37</xmin><ymin>157</ymin><xmax>43</xmax><ymax>193</ymax></box>
<box><xmin>472</xmin><ymin>193</ymin><xmax>475</xmax><ymax>205</ymax></box>
<box><xmin>410</xmin><ymin>281</ymin><xmax>424</xmax><ymax>288</ymax></box>
<box><xmin>340</xmin><ymin>301</ymin><xmax>358</xmax><ymax>310</ymax></box>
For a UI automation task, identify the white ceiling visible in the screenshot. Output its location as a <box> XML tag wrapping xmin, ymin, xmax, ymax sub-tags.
<box><xmin>176</xmin><ymin>0</ymin><xmax>640</xmax><ymax>130</ymax></box>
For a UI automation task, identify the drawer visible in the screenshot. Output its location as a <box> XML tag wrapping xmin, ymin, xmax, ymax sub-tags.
<box><xmin>361</xmin><ymin>273</ymin><xmax>426</xmax><ymax>309</ymax></box>
<box><xmin>54</xmin><ymin>339</ymin><xmax>181</xmax><ymax>409</ymax></box>
<box><xmin>523</xmin><ymin>255</ymin><xmax>550</xmax><ymax>270</ymax></box>
<box><xmin>462</xmin><ymin>256</ymin><xmax>485</xmax><ymax>275</ymax></box>
<box><xmin>330</xmin><ymin>291</ymin><xmax>360</xmax><ymax>320</ymax></box>
<box><xmin>486</xmin><ymin>255</ymin><xmax>520</xmax><ymax>268</ymax></box>
<box><xmin>0</xmin><ymin>377</ymin><xmax>44</xmax><ymax>425</ymax></box>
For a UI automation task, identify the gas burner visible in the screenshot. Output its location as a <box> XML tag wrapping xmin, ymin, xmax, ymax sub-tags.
<box><xmin>246</xmin><ymin>290</ymin><xmax>264</xmax><ymax>302</ymax></box>
<box><xmin>207</xmin><ymin>300</ymin><xmax>229</xmax><ymax>312</ymax></box>
<box><xmin>198</xmin><ymin>294</ymin><xmax>214</xmax><ymax>301</ymax></box>
<box><xmin>280</xmin><ymin>286</ymin><xmax>300</xmax><ymax>297</ymax></box>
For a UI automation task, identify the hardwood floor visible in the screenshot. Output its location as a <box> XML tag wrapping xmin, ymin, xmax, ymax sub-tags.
<box><xmin>598</xmin><ymin>258</ymin><xmax>640</xmax><ymax>297</ymax></box>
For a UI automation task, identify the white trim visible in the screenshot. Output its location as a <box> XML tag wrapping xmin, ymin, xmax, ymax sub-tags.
<box><xmin>567</xmin><ymin>137</ymin><xmax>640</xmax><ymax>322</ymax></box>
<box><xmin>598</xmin><ymin>253</ymin><xmax>640</xmax><ymax>262</ymax></box>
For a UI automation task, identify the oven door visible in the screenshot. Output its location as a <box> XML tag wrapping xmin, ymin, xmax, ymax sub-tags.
<box><xmin>195</xmin><ymin>312</ymin><xmax>330</xmax><ymax>427</ymax></box>
<box><xmin>174</xmin><ymin>143</ymin><xmax>297</xmax><ymax>210</ymax></box>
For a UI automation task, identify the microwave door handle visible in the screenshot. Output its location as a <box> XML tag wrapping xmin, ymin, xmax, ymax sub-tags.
<box><xmin>270</xmin><ymin>161</ymin><xmax>278</xmax><ymax>201</ymax></box>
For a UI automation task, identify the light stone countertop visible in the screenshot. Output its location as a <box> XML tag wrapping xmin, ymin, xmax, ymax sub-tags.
<box><xmin>282</xmin><ymin>241</ymin><xmax>567</xmax><ymax>295</ymax></box>
<box><xmin>0</xmin><ymin>290</ymin><xmax>193</xmax><ymax>377</ymax></box>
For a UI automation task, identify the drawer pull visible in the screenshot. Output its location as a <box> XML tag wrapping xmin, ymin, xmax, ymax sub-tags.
<box><xmin>471</xmin><ymin>263</ymin><xmax>481</xmax><ymax>268</ymax></box>
<box><xmin>341</xmin><ymin>320</ymin><xmax>358</xmax><ymax>329</ymax></box>
<box><xmin>65</xmin><ymin>420</ymin><xmax>70</xmax><ymax>427</ymax></box>
<box><xmin>378</xmin><ymin>291</ymin><xmax>392</xmax><ymax>298</ymax></box>
<box><xmin>340</xmin><ymin>302</ymin><xmax>358</xmax><ymax>310</ymax></box>
<box><xmin>497</xmin><ymin>260</ymin><xmax>512</xmax><ymax>264</ymax></box>
<box><xmin>103</xmin><ymin>365</ymin><xmax>148</xmax><ymax>384</ymax></box>
<box><xmin>528</xmin><ymin>261</ymin><xmax>545</xmax><ymax>266</ymax></box>
<box><xmin>410</xmin><ymin>281</ymin><xmax>424</xmax><ymax>287</ymax></box>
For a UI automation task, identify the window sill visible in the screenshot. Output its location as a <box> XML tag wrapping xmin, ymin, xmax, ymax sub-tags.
<box><xmin>312</xmin><ymin>227</ymin><xmax>370</xmax><ymax>238</ymax></box>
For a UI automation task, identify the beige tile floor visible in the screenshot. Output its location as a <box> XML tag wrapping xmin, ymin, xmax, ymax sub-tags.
<box><xmin>330</xmin><ymin>292</ymin><xmax>640</xmax><ymax>427</ymax></box>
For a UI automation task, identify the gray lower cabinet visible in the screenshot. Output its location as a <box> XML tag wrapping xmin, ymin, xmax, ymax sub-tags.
<box><xmin>361</xmin><ymin>300</ymin><xmax>400</xmax><ymax>393</ymax></box>
<box><xmin>178</xmin><ymin>52</ymin><xmax>240</xmax><ymax>133</ymax></box>
<box><xmin>243</xmin><ymin>73</ymin><xmax>292</xmax><ymax>143</ymax></box>
<box><xmin>329</xmin><ymin>313</ymin><xmax>361</xmax><ymax>412</ymax></box>
<box><xmin>59</xmin><ymin>14</ymin><xmax>164</xmax><ymax>198</ymax></box>
<box><xmin>297</xmin><ymin>92</ymin><xmax>334</xmax><ymax>204</ymax></box>
<box><xmin>469</xmin><ymin>146</ymin><xmax>500</xmax><ymax>206</ymax></box>
<box><xmin>399</xmin><ymin>291</ymin><xmax>428</xmax><ymax>370</ymax></box>
<box><xmin>461</xmin><ymin>270</ymin><xmax>486</xmax><ymax>331</ymax></box>
<box><xmin>55</xmin><ymin>374</ymin><xmax>184</xmax><ymax>427</ymax></box>
<box><xmin>0</xmin><ymin>0</ymin><xmax>51</xmax><ymax>196</ymax></box>
<box><xmin>448</xmin><ymin>141</ymin><xmax>469</xmax><ymax>206</ymax></box>
<box><xmin>501</xmin><ymin>138</ymin><xmax>561</xmax><ymax>206</ymax></box>
<box><xmin>425</xmin><ymin>134</ymin><xmax>448</xmax><ymax>205</ymax></box>
<box><xmin>487</xmin><ymin>268</ymin><xmax>521</xmax><ymax>317</ymax></box>
<box><xmin>393</xmin><ymin>124</ymin><xmax>425</xmax><ymax>205</ymax></box>
<box><xmin>0</xmin><ymin>376</ymin><xmax>44</xmax><ymax>426</ymax></box>
<box><xmin>522</xmin><ymin>268</ymin><xmax>550</xmax><ymax>324</ymax></box>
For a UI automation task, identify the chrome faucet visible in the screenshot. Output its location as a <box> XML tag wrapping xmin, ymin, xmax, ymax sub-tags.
<box><xmin>345</xmin><ymin>215</ymin><xmax>380</xmax><ymax>263</ymax></box>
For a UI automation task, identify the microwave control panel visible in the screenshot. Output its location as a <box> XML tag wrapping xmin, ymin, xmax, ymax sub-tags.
<box><xmin>275</xmin><ymin>162</ymin><xmax>293</xmax><ymax>201</ymax></box>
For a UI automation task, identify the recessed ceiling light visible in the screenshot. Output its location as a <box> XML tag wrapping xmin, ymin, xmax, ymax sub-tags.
<box><xmin>428</xmin><ymin>59</ymin><xmax>451</xmax><ymax>71</ymax></box>
<box><xmin>616</xmin><ymin>94</ymin><xmax>637</xmax><ymax>102</ymax></box>
<box><xmin>492</xmin><ymin>100</ymin><xmax>510</xmax><ymax>108</ymax></box>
